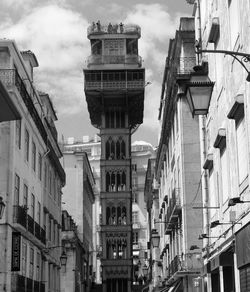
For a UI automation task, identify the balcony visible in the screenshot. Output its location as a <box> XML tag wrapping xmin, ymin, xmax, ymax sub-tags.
<box><xmin>165</xmin><ymin>189</ymin><xmax>181</xmax><ymax>234</ymax></box>
<box><xmin>84</xmin><ymin>69</ymin><xmax>145</xmax><ymax>92</ymax></box>
<box><xmin>13</xmin><ymin>206</ymin><xmax>46</xmax><ymax>245</ymax></box>
<box><xmin>168</xmin><ymin>253</ymin><xmax>202</xmax><ymax>278</ymax></box>
<box><xmin>87</xmin><ymin>23</ymin><xmax>141</xmax><ymax>37</ymax></box>
<box><xmin>12</xmin><ymin>274</ymin><xmax>45</xmax><ymax>292</ymax></box>
<box><xmin>87</xmin><ymin>54</ymin><xmax>142</xmax><ymax>67</ymax></box>
<box><xmin>173</xmin><ymin>57</ymin><xmax>196</xmax><ymax>76</ymax></box>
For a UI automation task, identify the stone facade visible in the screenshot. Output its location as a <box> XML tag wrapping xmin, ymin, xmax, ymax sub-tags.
<box><xmin>0</xmin><ymin>40</ymin><xmax>65</xmax><ymax>292</ymax></box>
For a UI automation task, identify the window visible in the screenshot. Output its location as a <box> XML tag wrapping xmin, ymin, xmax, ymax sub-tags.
<box><xmin>220</xmin><ymin>148</ymin><xmax>229</xmax><ymax>203</ymax></box>
<box><xmin>31</xmin><ymin>194</ymin><xmax>35</xmax><ymax>219</ymax></box>
<box><xmin>49</xmin><ymin>219</ymin><xmax>52</xmax><ymax>241</ymax></box>
<box><xmin>133</xmin><ymin>232</ymin><xmax>139</xmax><ymax>244</ymax></box>
<box><xmin>236</xmin><ymin>116</ymin><xmax>248</xmax><ymax>185</ymax></box>
<box><xmin>209</xmin><ymin>168</ymin><xmax>218</xmax><ymax>218</ymax></box>
<box><xmin>43</xmin><ymin>211</ymin><xmax>47</xmax><ymax>237</ymax></box>
<box><xmin>23</xmin><ymin>184</ymin><xmax>28</xmax><ymax>208</ymax></box>
<box><xmin>49</xmin><ymin>169</ymin><xmax>52</xmax><ymax>195</ymax></box>
<box><xmin>38</xmin><ymin>153</ymin><xmax>42</xmax><ymax>180</ymax></box>
<box><xmin>126</xmin><ymin>39</ymin><xmax>138</xmax><ymax>55</ymax></box>
<box><xmin>36</xmin><ymin>252</ymin><xmax>40</xmax><ymax>281</ymax></box>
<box><xmin>44</xmin><ymin>163</ymin><xmax>47</xmax><ymax>188</ymax></box>
<box><xmin>32</xmin><ymin>141</ymin><xmax>36</xmax><ymax>171</ymax></box>
<box><xmin>104</xmin><ymin>39</ymin><xmax>124</xmax><ymax>55</ymax></box>
<box><xmin>24</xmin><ymin>129</ymin><xmax>30</xmax><ymax>162</ymax></box>
<box><xmin>132</xmin><ymin>164</ymin><xmax>137</xmax><ymax>172</ymax></box>
<box><xmin>14</xmin><ymin>174</ymin><xmax>20</xmax><ymax>206</ymax></box>
<box><xmin>22</xmin><ymin>242</ymin><xmax>27</xmax><ymax>276</ymax></box>
<box><xmin>132</xmin><ymin>211</ymin><xmax>139</xmax><ymax>224</ymax></box>
<box><xmin>30</xmin><ymin>247</ymin><xmax>34</xmax><ymax>279</ymax></box>
<box><xmin>15</xmin><ymin>120</ymin><xmax>21</xmax><ymax>149</ymax></box>
<box><xmin>132</xmin><ymin>191</ymin><xmax>138</xmax><ymax>203</ymax></box>
<box><xmin>37</xmin><ymin>202</ymin><xmax>41</xmax><ymax>225</ymax></box>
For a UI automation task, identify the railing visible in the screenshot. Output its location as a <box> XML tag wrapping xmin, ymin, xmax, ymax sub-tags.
<box><xmin>169</xmin><ymin>255</ymin><xmax>182</xmax><ymax>275</ymax></box>
<box><xmin>84</xmin><ymin>70</ymin><xmax>145</xmax><ymax>91</ymax></box>
<box><xmin>27</xmin><ymin>215</ymin><xmax>34</xmax><ymax>234</ymax></box>
<box><xmin>173</xmin><ymin>57</ymin><xmax>196</xmax><ymax>75</ymax></box>
<box><xmin>13</xmin><ymin>206</ymin><xmax>46</xmax><ymax>245</ymax></box>
<box><xmin>165</xmin><ymin>188</ymin><xmax>181</xmax><ymax>226</ymax></box>
<box><xmin>12</xmin><ymin>274</ymin><xmax>46</xmax><ymax>292</ymax></box>
<box><xmin>87</xmin><ymin>23</ymin><xmax>141</xmax><ymax>37</ymax></box>
<box><xmin>87</xmin><ymin>55</ymin><xmax>142</xmax><ymax>67</ymax></box>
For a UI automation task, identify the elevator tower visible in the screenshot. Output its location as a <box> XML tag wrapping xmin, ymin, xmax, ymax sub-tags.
<box><xmin>84</xmin><ymin>22</ymin><xmax>145</xmax><ymax>292</ymax></box>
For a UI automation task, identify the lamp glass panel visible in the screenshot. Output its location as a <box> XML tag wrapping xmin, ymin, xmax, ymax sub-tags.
<box><xmin>189</xmin><ymin>86</ymin><xmax>212</xmax><ymax>113</ymax></box>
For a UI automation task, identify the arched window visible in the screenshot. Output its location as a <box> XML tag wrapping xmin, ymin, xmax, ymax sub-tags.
<box><xmin>106</xmin><ymin>207</ymin><xmax>111</xmax><ymax>225</ymax></box>
<box><xmin>106</xmin><ymin>137</ymin><xmax>115</xmax><ymax>160</ymax></box>
<box><xmin>111</xmin><ymin>206</ymin><xmax>116</xmax><ymax>224</ymax></box>
<box><xmin>117</xmin><ymin>206</ymin><xmax>122</xmax><ymax>225</ymax></box>
<box><xmin>106</xmin><ymin>172</ymin><xmax>111</xmax><ymax>192</ymax></box>
<box><xmin>121</xmin><ymin>171</ymin><xmax>126</xmax><ymax>191</ymax></box>
<box><xmin>122</xmin><ymin>207</ymin><xmax>127</xmax><ymax>225</ymax></box>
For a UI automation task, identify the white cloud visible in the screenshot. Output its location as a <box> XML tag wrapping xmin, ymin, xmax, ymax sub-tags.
<box><xmin>0</xmin><ymin>4</ymin><xmax>90</xmax><ymax>115</ymax></box>
<box><xmin>124</xmin><ymin>4</ymin><xmax>178</xmax><ymax>131</ymax></box>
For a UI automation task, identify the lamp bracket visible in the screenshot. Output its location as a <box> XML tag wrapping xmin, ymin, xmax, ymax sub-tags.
<box><xmin>196</xmin><ymin>45</ymin><xmax>250</xmax><ymax>81</ymax></box>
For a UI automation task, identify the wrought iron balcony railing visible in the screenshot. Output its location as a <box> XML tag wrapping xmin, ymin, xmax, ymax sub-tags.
<box><xmin>174</xmin><ymin>57</ymin><xmax>196</xmax><ymax>75</ymax></box>
<box><xmin>87</xmin><ymin>23</ymin><xmax>141</xmax><ymax>37</ymax></box>
<box><xmin>84</xmin><ymin>70</ymin><xmax>144</xmax><ymax>91</ymax></box>
<box><xmin>0</xmin><ymin>69</ymin><xmax>58</xmax><ymax>143</ymax></box>
<box><xmin>87</xmin><ymin>54</ymin><xmax>142</xmax><ymax>67</ymax></box>
<box><xmin>13</xmin><ymin>205</ymin><xmax>46</xmax><ymax>245</ymax></box>
<box><xmin>168</xmin><ymin>253</ymin><xmax>202</xmax><ymax>277</ymax></box>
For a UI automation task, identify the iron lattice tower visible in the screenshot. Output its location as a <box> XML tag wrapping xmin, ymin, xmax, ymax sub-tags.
<box><xmin>84</xmin><ymin>22</ymin><xmax>145</xmax><ymax>292</ymax></box>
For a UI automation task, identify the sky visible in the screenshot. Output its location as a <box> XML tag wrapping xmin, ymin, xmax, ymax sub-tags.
<box><xmin>0</xmin><ymin>0</ymin><xmax>193</xmax><ymax>147</ymax></box>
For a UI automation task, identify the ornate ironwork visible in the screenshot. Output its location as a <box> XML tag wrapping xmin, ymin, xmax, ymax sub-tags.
<box><xmin>195</xmin><ymin>44</ymin><xmax>250</xmax><ymax>81</ymax></box>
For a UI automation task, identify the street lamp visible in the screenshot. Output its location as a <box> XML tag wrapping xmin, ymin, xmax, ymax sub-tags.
<box><xmin>185</xmin><ymin>66</ymin><xmax>214</xmax><ymax>116</ymax></box>
<box><xmin>151</xmin><ymin>229</ymin><xmax>160</xmax><ymax>248</ymax></box>
<box><xmin>0</xmin><ymin>196</ymin><xmax>6</xmax><ymax>219</ymax></box>
<box><xmin>60</xmin><ymin>250</ymin><xmax>67</xmax><ymax>267</ymax></box>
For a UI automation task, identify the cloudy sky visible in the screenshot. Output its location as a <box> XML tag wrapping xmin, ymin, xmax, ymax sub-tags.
<box><xmin>0</xmin><ymin>0</ymin><xmax>192</xmax><ymax>146</ymax></box>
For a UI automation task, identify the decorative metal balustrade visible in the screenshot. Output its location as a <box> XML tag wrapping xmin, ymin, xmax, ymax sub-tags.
<box><xmin>12</xmin><ymin>274</ymin><xmax>45</xmax><ymax>292</ymax></box>
<box><xmin>167</xmin><ymin>57</ymin><xmax>196</xmax><ymax>75</ymax></box>
<box><xmin>13</xmin><ymin>205</ymin><xmax>46</xmax><ymax>244</ymax></box>
<box><xmin>168</xmin><ymin>253</ymin><xmax>202</xmax><ymax>278</ymax></box>
<box><xmin>87</xmin><ymin>23</ymin><xmax>141</xmax><ymax>37</ymax></box>
<box><xmin>84</xmin><ymin>70</ymin><xmax>145</xmax><ymax>91</ymax></box>
<box><xmin>87</xmin><ymin>54</ymin><xmax>142</xmax><ymax>67</ymax></box>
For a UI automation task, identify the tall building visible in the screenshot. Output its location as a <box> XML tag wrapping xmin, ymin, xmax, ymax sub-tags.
<box><xmin>61</xmin><ymin>148</ymin><xmax>96</xmax><ymax>292</ymax></box>
<box><xmin>185</xmin><ymin>0</ymin><xmax>250</xmax><ymax>291</ymax></box>
<box><xmin>62</xmin><ymin>135</ymin><xmax>102</xmax><ymax>285</ymax></box>
<box><xmin>0</xmin><ymin>40</ymin><xmax>65</xmax><ymax>292</ymax></box>
<box><xmin>150</xmin><ymin>18</ymin><xmax>203</xmax><ymax>291</ymax></box>
<box><xmin>83</xmin><ymin>22</ymin><xmax>145</xmax><ymax>292</ymax></box>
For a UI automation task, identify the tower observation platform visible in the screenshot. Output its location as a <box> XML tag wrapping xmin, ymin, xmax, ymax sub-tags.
<box><xmin>84</xmin><ymin>21</ymin><xmax>145</xmax><ymax>292</ymax></box>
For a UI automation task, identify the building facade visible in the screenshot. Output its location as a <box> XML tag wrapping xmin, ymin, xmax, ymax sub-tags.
<box><xmin>185</xmin><ymin>0</ymin><xmax>250</xmax><ymax>291</ymax></box>
<box><xmin>61</xmin><ymin>210</ymin><xmax>89</xmax><ymax>292</ymax></box>
<box><xmin>0</xmin><ymin>40</ymin><xmax>65</xmax><ymax>292</ymax></box>
<box><xmin>84</xmin><ymin>22</ymin><xmax>145</xmax><ymax>292</ymax></box>
<box><xmin>61</xmin><ymin>148</ymin><xmax>95</xmax><ymax>292</ymax></box>
<box><xmin>62</xmin><ymin>135</ymin><xmax>102</xmax><ymax>285</ymax></box>
<box><xmin>152</xmin><ymin>18</ymin><xmax>203</xmax><ymax>291</ymax></box>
